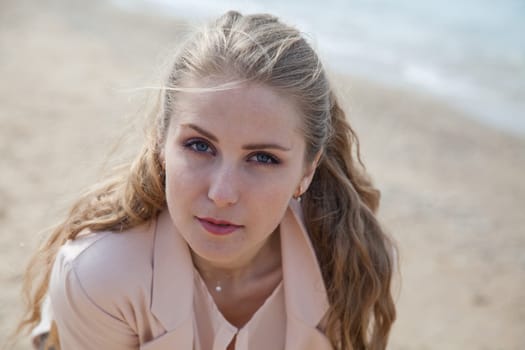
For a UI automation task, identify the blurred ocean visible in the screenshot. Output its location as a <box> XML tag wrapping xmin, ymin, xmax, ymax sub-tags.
<box><xmin>113</xmin><ymin>0</ymin><xmax>525</xmax><ymax>136</ymax></box>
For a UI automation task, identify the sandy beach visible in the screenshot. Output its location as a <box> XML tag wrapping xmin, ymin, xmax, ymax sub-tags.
<box><xmin>1</xmin><ymin>0</ymin><xmax>524</xmax><ymax>349</ymax></box>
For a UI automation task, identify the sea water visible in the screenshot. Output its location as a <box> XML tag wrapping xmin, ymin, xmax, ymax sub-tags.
<box><xmin>113</xmin><ymin>0</ymin><xmax>525</xmax><ymax>136</ymax></box>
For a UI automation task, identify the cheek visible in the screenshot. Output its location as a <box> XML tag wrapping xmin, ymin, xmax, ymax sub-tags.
<box><xmin>244</xmin><ymin>174</ymin><xmax>295</xmax><ymax>222</ymax></box>
<box><xmin>250</xmin><ymin>177</ymin><xmax>293</xmax><ymax>202</ymax></box>
<box><xmin>164</xmin><ymin>151</ymin><xmax>209</xmax><ymax>201</ymax></box>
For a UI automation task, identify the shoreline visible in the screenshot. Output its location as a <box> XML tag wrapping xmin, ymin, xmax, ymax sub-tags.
<box><xmin>112</xmin><ymin>0</ymin><xmax>525</xmax><ymax>140</ymax></box>
<box><xmin>1</xmin><ymin>1</ymin><xmax>524</xmax><ymax>349</ymax></box>
<box><xmin>337</xmin><ymin>70</ymin><xmax>525</xmax><ymax>139</ymax></box>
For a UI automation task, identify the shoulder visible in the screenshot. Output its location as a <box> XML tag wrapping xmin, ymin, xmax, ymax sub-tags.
<box><xmin>52</xmin><ymin>219</ymin><xmax>157</xmax><ymax>315</ymax></box>
<box><xmin>57</xmin><ymin>220</ymin><xmax>157</xmax><ymax>282</ymax></box>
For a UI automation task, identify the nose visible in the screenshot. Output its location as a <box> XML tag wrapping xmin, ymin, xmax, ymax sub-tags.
<box><xmin>207</xmin><ymin>164</ymin><xmax>239</xmax><ymax>208</ymax></box>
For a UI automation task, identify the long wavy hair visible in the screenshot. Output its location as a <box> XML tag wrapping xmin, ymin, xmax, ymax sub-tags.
<box><xmin>15</xmin><ymin>11</ymin><xmax>396</xmax><ymax>349</ymax></box>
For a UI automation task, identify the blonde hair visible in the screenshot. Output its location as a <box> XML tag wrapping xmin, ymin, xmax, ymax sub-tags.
<box><xmin>16</xmin><ymin>11</ymin><xmax>395</xmax><ymax>349</ymax></box>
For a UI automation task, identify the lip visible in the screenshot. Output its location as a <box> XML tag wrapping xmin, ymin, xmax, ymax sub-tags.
<box><xmin>196</xmin><ymin>217</ymin><xmax>243</xmax><ymax>236</ymax></box>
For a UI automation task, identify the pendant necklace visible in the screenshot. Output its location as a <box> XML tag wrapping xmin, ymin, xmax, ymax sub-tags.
<box><xmin>197</xmin><ymin>266</ymin><xmax>232</xmax><ymax>293</ymax></box>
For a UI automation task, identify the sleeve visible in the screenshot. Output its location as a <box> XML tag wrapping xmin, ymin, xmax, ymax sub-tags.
<box><xmin>30</xmin><ymin>294</ymin><xmax>52</xmax><ymax>349</ymax></box>
<box><xmin>49</xmin><ymin>250</ymin><xmax>139</xmax><ymax>350</ymax></box>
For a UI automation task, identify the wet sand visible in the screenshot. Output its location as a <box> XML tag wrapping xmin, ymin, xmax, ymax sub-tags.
<box><xmin>1</xmin><ymin>0</ymin><xmax>524</xmax><ymax>349</ymax></box>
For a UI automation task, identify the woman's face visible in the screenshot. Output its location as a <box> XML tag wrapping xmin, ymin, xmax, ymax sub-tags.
<box><xmin>162</xmin><ymin>80</ymin><xmax>316</xmax><ymax>269</ymax></box>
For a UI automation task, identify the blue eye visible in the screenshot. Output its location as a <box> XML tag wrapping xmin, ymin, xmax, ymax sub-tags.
<box><xmin>184</xmin><ymin>139</ymin><xmax>214</xmax><ymax>154</ymax></box>
<box><xmin>193</xmin><ymin>142</ymin><xmax>209</xmax><ymax>152</ymax></box>
<box><xmin>249</xmin><ymin>152</ymin><xmax>279</xmax><ymax>165</ymax></box>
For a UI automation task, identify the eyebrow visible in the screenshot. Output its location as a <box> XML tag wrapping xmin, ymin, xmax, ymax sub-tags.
<box><xmin>182</xmin><ymin>123</ymin><xmax>291</xmax><ymax>151</ymax></box>
<box><xmin>185</xmin><ymin>123</ymin><xmax>218</xmax><ymax>142</ymax></box>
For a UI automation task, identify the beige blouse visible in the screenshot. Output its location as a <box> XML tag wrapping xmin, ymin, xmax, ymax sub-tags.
<box><xmin>49</xmin><ymin>200</ymin><xmax>332</xmax><ymax>349</ymax></box>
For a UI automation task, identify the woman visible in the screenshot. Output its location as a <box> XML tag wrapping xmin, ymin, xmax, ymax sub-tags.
<box><xmin>17</xmin><ymin>10</ymin><xmax>396</xmax><ymax>350</ymax></box>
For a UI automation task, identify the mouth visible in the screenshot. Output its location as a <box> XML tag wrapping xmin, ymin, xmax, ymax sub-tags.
<box><xmin>196</xmin><ymin>217</ymin><xmax>243</xmax><ymax>236</ymax></box>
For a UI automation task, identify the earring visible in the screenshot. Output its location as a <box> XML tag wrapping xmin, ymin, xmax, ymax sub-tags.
<box><xmin>293</xmin><ymin>187</ymin><xmax>302</xmax><ymax>202</ymax></box>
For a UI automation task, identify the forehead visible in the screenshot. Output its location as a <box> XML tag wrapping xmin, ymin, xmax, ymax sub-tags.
<box><xmin>171</xmin><ymin>81</ymin><xmax>304</xmax><ymax>140</ymax></box>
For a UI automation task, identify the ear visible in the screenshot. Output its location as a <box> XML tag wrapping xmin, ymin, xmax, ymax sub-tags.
<box><xmin>158</xmin><ymin>146</ymin><xmax>166</xmax><ymax>170</ymax></box>
<box><xmin>296</xmin><ymin>151</ymin><xmax>323</xmax><ymax>196</ymax></box>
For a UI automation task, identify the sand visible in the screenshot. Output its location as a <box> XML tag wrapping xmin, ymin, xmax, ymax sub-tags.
<box><xmin>1</xmin><ymin>0</ymin><xmax>524</xmax><ymax>349</ymax></box>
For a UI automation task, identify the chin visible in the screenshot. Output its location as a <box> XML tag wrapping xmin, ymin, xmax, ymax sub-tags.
<box><xmin>189</xmin><ymin>237</ymin><xmax>244</xmax><ymax>264</ymax></box>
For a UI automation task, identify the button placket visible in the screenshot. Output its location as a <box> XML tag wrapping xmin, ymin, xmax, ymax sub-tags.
<box><xmin>212</xmin><ymin>323</ymin><xmax>238</xmax><ymax>350</ymax></box>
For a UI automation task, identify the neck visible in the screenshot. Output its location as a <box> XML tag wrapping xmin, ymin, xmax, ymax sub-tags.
<box><xmin>192</xmin><ymin>229</ymin><xmax>282</xmax><ymax>288</ymax></box>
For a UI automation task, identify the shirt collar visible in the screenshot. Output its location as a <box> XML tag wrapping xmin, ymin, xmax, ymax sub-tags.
<box><xmin>151</xmin><ymin>210</ymin><xmax>194</xmax><ymax>330</ymax></box>
<box><xmin>150</xmin><ymin>201</ymin><xmax>329</xmax><ymax>331</ymax></box>
<box><xmin>280</xmin><ymin>200</ymin><xmax>330</xmax><ymax>327</ymax></box>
